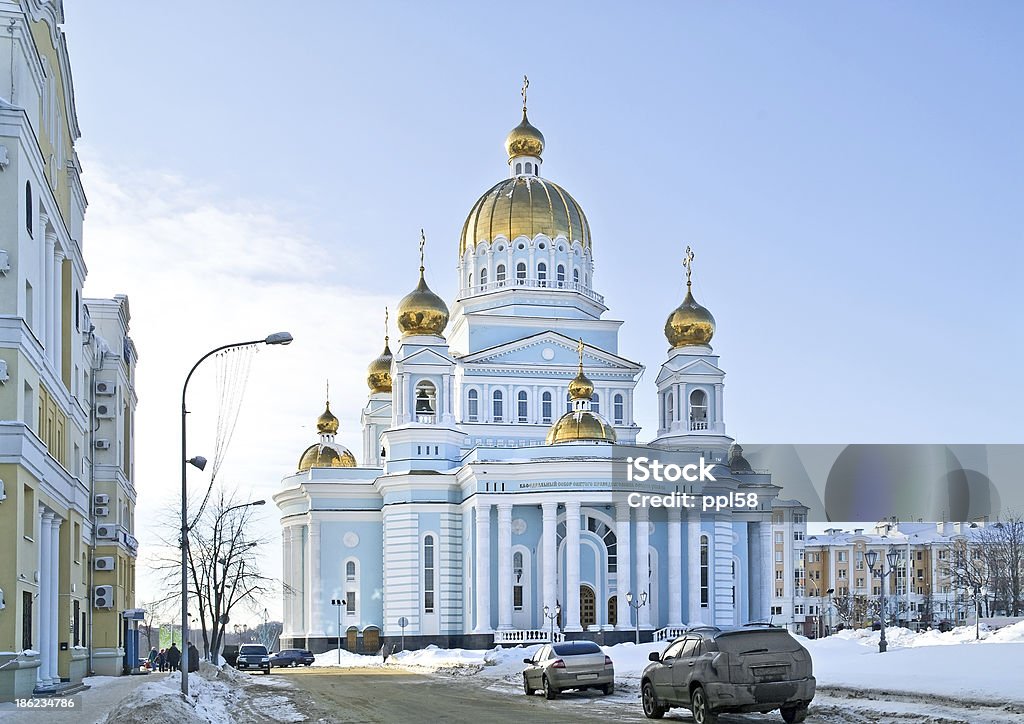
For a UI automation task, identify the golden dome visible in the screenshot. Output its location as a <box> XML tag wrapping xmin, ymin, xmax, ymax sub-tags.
<box><xmin>546</xmin><ymin>410</ymin><xmax>617</xmax><ymax>445</ymax></box>
<box><xmin>460</xmin><ymin>177</ymin><xmax>590</xmax><ymax>256</ymax></box>
<box><xmin>316</xmin><ymin>402</ymin><xmax>339</xmax><ymax>435</ymax></box>
<box><xmin>505</xmin><ymin>111</ymin><xmax>545</xmax><ymax>159</ymax></box>
<box><xmin>397</xmin><ymin>269</ymin><xmax>449</xmax><ymax>336</ymax></box>
<box><xmin>665</xmin><ymin>284</ymin><xmax>715</xmax><ymax>348</ymax></box>
<box><xmin>367</xmin><ymin>340</ymin><xmax>393</xmax><ymax>393</ymax></box>
<box><xmin>297</xmin><ymin>442</ymin><xmax>356</xmax><ymax>472</ymax></box>
<box><xmin>567</xmin><ymin>369</ymin><xmax>594</xmax><ymax>400</ymax></box>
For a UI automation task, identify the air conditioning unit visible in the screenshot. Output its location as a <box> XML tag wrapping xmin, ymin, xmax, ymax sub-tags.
<box><xmin>94</xmin><ymin>557</ymin><xmax>114</xmax><ymax>571</ymax></box>
<box><xmin>94</xmin><ymin>585</ymin><xmax>114</xmax><ymax>609</ymax></box>
<box><xmin>96</xmin><ymin>404</ymin><xmax>115</xmax><ymax>419</ymax></box>
<box><xmin>94</xmin><ymin>439</ymin><xmax>111</xmax><ymax>450</ymax></box>
<box><xmin>96</xmin><ymin>524</ymin><xmax>117</xmax><ymax>540</ymax></box>
<box><xmin>94</xmin><ymin>493</ymin><xmax>109</xmax><ymax>506</ymax></box>
<box><xmin>94</xmin><ymin>505</ymin><xmax>109</xmax><ymax>517</ymax></box>
<box><xmin>95</xmin><ymin>381</ymin><xmax>116</xmax><ymax>395</ymax></box>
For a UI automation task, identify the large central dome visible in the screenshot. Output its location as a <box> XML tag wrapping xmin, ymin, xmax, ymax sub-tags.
<box><xmin>460</xmin><ymin>176</ymin><xmax>591</xmax><ymax>256</ymax></box>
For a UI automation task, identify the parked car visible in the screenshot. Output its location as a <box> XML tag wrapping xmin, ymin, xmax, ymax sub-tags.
<box><xmin>640</xmin><ymin>625</ymin><xmax>815</xmax><ymax>723</ymax></box>
<box><xmin>235</xmin><ymin>644</ymin><xmax>271</xmax><ymax>674</ymax></box>
<box><xmin>270</xmin><ymin>649</ymin><xmax>315</xmax><ymax>667</ymax></box>
<box><xmin>522</xmin><ymin>640</ymin><xmax>614</xmax><ymax>699</ymax></box>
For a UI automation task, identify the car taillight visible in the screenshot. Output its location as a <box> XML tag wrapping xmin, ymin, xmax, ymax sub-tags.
<box><xmin>551</xmin><ymin>659</ymin><xmax>565</xmax><ymax>669</ymax></box>
<box><xmin>604</xmin><ymin>656</ymin><xmax>613</xmax><ymax>667</ymax></box>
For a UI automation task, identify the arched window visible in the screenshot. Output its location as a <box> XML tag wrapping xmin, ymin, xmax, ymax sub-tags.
<box><xmin>666</xmin><ymin>392</ymin><xmax>674</xmax><ymax>427</ymax></box>
<box><xmin>566</xmin><ymin>392</ymin><xmax>573</xmax><ymax>413</ymax></box>
<box><xmin>613</xmin><ymin>394</ymin><xmax>624</xmax><ymax>425</ymax></box>
<box><xmin>541</xmin><ymin>391</ymin><xmax>553</xmax><ymax>424</ymax></box>
<box><xmin>492</xmin><ymin>390</ymin><xmax>504</xmax><ymax>422</ymax></box>
<box><xmin>467</xmin><ymin>389</ymin><xmax>479</xmax><ymax>422</ymax></box>
<box><xmin>480</xmin><ymin>267</ymin><xmax>488</xmax><ymax>286</ymax></box>
<box><xmin>415</xmin><ymin>380</ymin><xmax>437</xmax><ymax>421</ymax></box>
<box><xmin>573</xmin><ymin>268</ymin><xmax>580</xmax><ymax>285</ymax></box>
<box><xmin>468</xmin><ymin>272</ymin><xmax>473</xmax><ymax>288</ymax></box>
<box><xmin>517</xmin><ymin>390</ymin><xmax>528</xmax><ymax>422</ymax></box>
<box><xmin>537</xmin><ymin>262</ymin><xmax>547</xmax><ymax>286</ymax></box>
<box><xmin>700</xmin><ymin>535</ymin><xmax>709</xmax><ymax>607</ymax></box>
<box><xmin>525</xmin><ymin>162</ymin><xmax>532</xmax><ymax>174</ymax></box>
<box><xmin>346</xmin><ymin>560</ymin><xmax>356</xmax><ymax>581</ymax></box>
<box><xmin>513</xmin><ymin>552</ymin><xmax>524</xmax><ymax>611</ymax></box>
<box><xmin>423</xmin><ymin>535</ymin><xmax>435</xmax><ymax>613</ymax></box>
<box><xmin>25</xmin><ymin>182</ymin><xmax>33</xmax><ymax>236</ymax></box>
<box><xmin>689</xmin><ymin>389</ymin><xmax>708</xmax><ymax>430</ymax></box>
<box><xmin>557</xmin><ymin>264</ymin><xmax>566</xmax><ymax>287</ymax></box>
<box><xmin>516</xmin><ymin>262</ymin><xmax>527</xmax><ymax>284</ymax></box>
<box><xmin>515</xmin><ymin>162</ymin><xmax>522</xmax><ymax>174</ymax></box>
<box><xmin>591</xmin><ymin>393</ymin><xmax>600</xmax><ymax>415</ymax></box>
<box><xmin>496</xmin><ymin>264</ymin><xmax>506</xmax><ymax>284</ymax></box>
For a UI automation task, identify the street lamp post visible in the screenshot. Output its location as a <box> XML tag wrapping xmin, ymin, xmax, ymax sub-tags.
<box><xmin>865</xmin><ymin>548</ymin><xmax>901</xmax><ymax>653</ymax></box>
<box><xmin>543</xmin><ymin>604</ymin><xmax>561</xmax><ymax>643</ymax></box>
<box><xmin>626</xmin><ymin>591</ymin><xmax>648</xmax><ymax>645</ymax></box>
<box><xmin>826</xmin><ymin>588</ymin><xmax>835</xmax><ymax>635</ymax></box>
<box><xmin>331</xmin><ymin>599</ymin><xmax>345</xmax><ymax>664</ymax></box>
<box><xmin>181</xmin><ymin>332</ymin><xmax>292</xmax><ymax>696</ymax></box>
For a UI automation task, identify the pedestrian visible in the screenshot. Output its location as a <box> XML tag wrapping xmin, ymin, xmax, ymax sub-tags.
<box><xmin>147</xmin><ymin>647</ymin><xmax>158</xmax><ymax>671</ymax></box>
<box><xmin>166</xmin><ymin>642</ymin><xmax>181</xmax><ymax>671</ymax></box>
<box><xmin>187</xmin><ymin>642</ymin><xmax>200</xmax><ymax>673</ymax></box>
<box><xmin>156</xmin><ymin>648</ymin><xmax>166</xmax><ymax>672</ymax></box>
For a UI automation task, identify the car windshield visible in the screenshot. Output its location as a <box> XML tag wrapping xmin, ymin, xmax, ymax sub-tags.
<box><xmin>552</xmin><ymin>641</ymin><xmax>602</xmax><ymax>656</ymax></box>
<box><xmin>239</xmin><ymin>645</ymin><xmax>268</xmax><ymax>655</ymax></box>
<box><xmin>715</xmin><ymin>630</ymin><xmax>801</xmax><ymax>654</ymax></box>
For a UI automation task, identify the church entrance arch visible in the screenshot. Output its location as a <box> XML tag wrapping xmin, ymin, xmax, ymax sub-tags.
<box><xmin>580</xmin><ymin>585</ymin><xmax>597</xmax><ymax>630</ymax></box>
<box><xmin>346</xmin><ymin>626</ymin><xmax>358</xmax><ymax>651</ymax></box>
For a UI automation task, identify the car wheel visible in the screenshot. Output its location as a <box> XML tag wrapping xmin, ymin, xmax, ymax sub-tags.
<box><xmin>641</xmin><ymin>681</ymin><xmax>666</xmax><ymax>719</ymax></box>
<box><xmin>691</xmin><ymin>685</ymin><xmax>717</xmax><ymax>724</ymax></box>
<box><xmin>781</xmin><ymin>704</ymin><xmax>808</xmax><ymax>723</ymax></box>
<box><xmin>602</xmin><ymin>682</ymin><xmax>614</xmax><ymax>696</ymax></box>
<box><xmin>543</xmin><ymin>675</ymin><xmax>557</xmax><ymax>700</ymax></box>
<box><xmin>523</xmin><ymin>674</ymin><xmax>535</xmax><ymax>696</ymax></box>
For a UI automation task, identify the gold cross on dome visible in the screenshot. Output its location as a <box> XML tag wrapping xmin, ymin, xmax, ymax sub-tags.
<box><xmin>419</xmin><ymin>229</ymin><xmax>426</xmax><ymax>269</ymax></box>
<box><xmin>683</xmin><ymin>245</ymin><xmax>695</xmax><ymax>286</ymax></box>
<box><xmin>384</xmin><ymin>306</ymin><xmax>389</xmax><ymax>343</ymax></box>
<box><xmin>521</xmin><ymin>75</ymin><xmax>529</xmax><ymax>114</ymax></box>
<box><xmin>325</xmin><ymin>379</ymin><xmax>330</xmax><ymax>405</ymax></box>
<box><xmin>576</xmin><ymin>337</ymin><xmax>585</xmax><ymax>372</ymax></box>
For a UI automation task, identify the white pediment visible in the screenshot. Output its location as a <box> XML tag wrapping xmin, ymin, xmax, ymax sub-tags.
<box><xmin>655</xmin><ymin>357</ymin><xmax>724</xmax><ymax>384</ymax></box>
<box><xmin>397</xmin><ymin>347</ymin><xmax>454</xmax><ymax>367</ymax></box>
<box><xmin>461</xmin><ymin>331</ymin><xmax>642</xmax><ymax>373</ymax></box>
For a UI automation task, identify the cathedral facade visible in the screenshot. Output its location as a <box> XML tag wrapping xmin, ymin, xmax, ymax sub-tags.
<box><xmin>274</xmin><ymin>97</ymin><xmax>782</xmax><ymax>652</ymax></box>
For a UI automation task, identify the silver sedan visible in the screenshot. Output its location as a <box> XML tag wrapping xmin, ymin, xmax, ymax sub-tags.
<box><xmin>523</xmin><ymin>641</ymin><xmax>615</xmax><ymax>699</ymax></box>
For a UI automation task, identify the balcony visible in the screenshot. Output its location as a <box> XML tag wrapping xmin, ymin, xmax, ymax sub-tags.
<box><xmin>465</xmin><ymin>278</ymin><xmax>604</xmax><ymax>304</ymax></box>
<box><xmin>493</xmin><ymin>629</ymin><xmax>563</xmax><ymax>644</ymax></box>
<box><xmin>689</xmin><ymin>420</ymin><xmax>709</xmax><ymax>431</ymax></box>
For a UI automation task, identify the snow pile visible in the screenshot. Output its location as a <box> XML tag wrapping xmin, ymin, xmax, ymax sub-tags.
<box><xmin>387</xmin><ymin>644</ymin><xmax>508</xmax><ymax>675</ymax></box>
<box><xmin>97</xmin><ymin>673</ymin><xmax>208</xmax><ymax>724</ymax></box>
<box><xmin>312</xmin><ymin>648</ymin><xmax>383</xmax><ymax>668</ymax></box>
<box><xmin>827</xmin><ymin>620</ymin><xmax>1024</xmax><ymax>648</ymax></box>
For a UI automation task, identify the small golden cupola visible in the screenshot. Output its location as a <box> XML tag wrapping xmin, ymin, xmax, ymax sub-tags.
<box><xmin>396</xmin><ymin>230</ymin><xmax>449</xmax><ymax>337</ymax></box>
<box><xmin>504</xmin><ymin>75</ymin><xmax>545</xmax><ymax>166</ymax></box>
<box><xmin>546</xmin><ymin>339</ymin><xmax>617</xmax><ymax>445</ymax></box>
<box><xmin>665</xmin><ymin>245</ymin><xmax>715</xmax><ymax>348</ymax></box>
<box><xmin>366</xmin><ymin>307</ymin><xmax>393</xmax><ymax>393</ymax></box>
<box><xmin>298</xmin><ymin>384</ymin><xmax>357</xmax><ymax>472</ymax></box>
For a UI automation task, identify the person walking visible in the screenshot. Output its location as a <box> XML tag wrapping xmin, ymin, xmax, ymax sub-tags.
<box><xmin>147</xmin><ymin>647</ymin><xmax>158</xmax><ymax>671</ymax></box>
<box><xmin>187</xmin><ymin>642</ymin><xmax>200</xmax><ymax>673</ymax></box>
<box><xmin>156</xmin><ymin>648</ymin><xmax>166</xmax><ymax>672</ymax></box>
<box><xmin>166</xmin><ymin>642</ymin><xmax>181</xmax><ymax>671</ymax></box>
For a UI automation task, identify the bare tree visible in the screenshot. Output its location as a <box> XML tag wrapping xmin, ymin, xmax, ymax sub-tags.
<box><xmin>832</xmin><ymin>593</ymin><xmax>869</xmax><ymax>628</ymax></box>
<box><xmin>153</xmin><ymin>485</ymin><xmax>278</xmax><ymax>662</ymax></box>
<box><xmin>979</xmin><ymin>512</ymin><xmax>1024</xmax><ymax>616</ymax></box>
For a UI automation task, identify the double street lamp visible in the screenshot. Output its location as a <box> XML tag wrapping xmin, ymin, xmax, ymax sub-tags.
<box><xmin>543</xmin><ymin>604</ymin><xmax>561</xmax><ymax>644</ymax></box>
<box><xmin>865</xmin><ymin>548</ymin><xmax>901</xmax><ymax>653</ymax></box>
<box><xmin>626</xmin><ymin>591</ymin><xmax>648</xmax><ymax>645</ymax></box>
<box><xmin>181</xmin><ymin>332</ymin><xmax>292</xmax><ymax>696</ymax></box>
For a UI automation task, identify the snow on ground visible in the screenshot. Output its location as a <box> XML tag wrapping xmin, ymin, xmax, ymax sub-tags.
<box><xmin>311</xmin><ymin>648</ymin><xmax>383</xmax><ymax>667</ymax></box>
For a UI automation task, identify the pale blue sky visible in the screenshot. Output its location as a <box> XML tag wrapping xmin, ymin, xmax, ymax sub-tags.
<box><xmin>59</xmin><ymin>2</ymin><xmax>1023</xmax><ymax>614</ymax></box>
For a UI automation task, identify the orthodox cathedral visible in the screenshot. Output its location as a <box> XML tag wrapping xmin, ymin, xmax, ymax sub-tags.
<box><xmin>274</xmin><ymin>87</ymin><xmax>785</xmax><ymax>652</ymax></box>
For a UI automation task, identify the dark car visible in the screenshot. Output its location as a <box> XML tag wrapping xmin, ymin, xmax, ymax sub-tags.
<box><xmin>522</xmin><ymin>640</ymin><xmax>614</xmax><ymax>699</ymax></box>
<box><xmin>641</xmin><ymin>625</ymin><xmax>815</xmax><ymax>723</ymax></box>
<box><xmin>270</xmin><ymin>649</ymin><xmax>315</xmax><ymax>667</ymax></box>
<box><xmin>235</xmin><ymin>644</ymin><xmax>271</xmax><ymax>674</ymax></box>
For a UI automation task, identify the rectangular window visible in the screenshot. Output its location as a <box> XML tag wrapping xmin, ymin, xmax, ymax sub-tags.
<box><xmin>794</xmin><ymin>531</ymin><xmax>805</xmax><ymax>541</ymax></box>
<box><xmin>775</xmin><ymin>588</ymin><xmax>783</xmax><ymax>598</ymax></box>
<box><xmin>775</xmin><ymin>532</ymin><xmax>783</xmax><ymax>544</ymax></box>
<box><xmin>775</xmin><ymin>551</ymin><xmax>782</xmax><ymax>562</ymax></box>
<box><xmin>700</xmin><ymin>537</ymin><xmax>709</xmax><ymax>607</ymax></box>
<box><xmin>838</xmin><ymin>569</ymin><xmax>847</xmax><ymax>579</ymax></box>
<box><xmin>22</xmin><ymin>591</ymin><xmax>33</xmax><ymax>649</ymax></box>
<box><xmin>423</xmin><ymin>536</ymin><xmax>436</xmax><ymax>613</ymax></box>
<box><xmin>917</xmin><ymin>569</ymin><xmax>924</xmax><ymax>579</ymax></box>
<box><xmin>73</xmin><ymin>600</ymin><xmax>80</xmax><ymax>646</ymax></box>
<box><xmin>917</xmin><ymin>551</ymin><xmax>923</xmax><ymax>560</ymax></box>
<box><xmin>794</xmin><ymin>604</ymin><xmax>805</xmax><ymax>615</ymax></box>
<box><xmin>513</xmin><ymin>585</ymin><xmax>523</xmax><ymax>611</ymax></box>
<box><xmin>346</xmin><ymin>592</ymin><xmax>356</xmax><ymax>615</ymax></box>
<box><xmin>23</xmin><ymin>485</ymin><xmax>34</xmax><ymax>538</ymax></box>
<box><xmin>775</xmin><ymin>570</ymin><xmax>784</xmax><ymax>580</ymax></box>
<box><xmin>771</xmin><ymin>606</ymin><xmax>782</xmax><ymax>616</ymax></box>
<box><xmin>794</xmin><ymin>513</ymin><xmax>806</xmax><ymax>524</ymax></box>
<box><xmin>838</xmin><ymin>551</ymin><xmax>847</xmax><ymax>562</ymax></box>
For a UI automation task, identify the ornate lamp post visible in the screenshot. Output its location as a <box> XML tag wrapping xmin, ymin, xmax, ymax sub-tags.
<box><xmin>543</xmin><ymin>604</ymin><xmax>561</xmax><ymax>643</ymax></box>
<box><xmin>865</xmin><ymin>548</ymin><xmax>901</xmax><ymax>653</ymax></box>
<box><xmin>626</xmin><ymin>591</ymin><xmax>648</xmax><ymax>645</ymax></box>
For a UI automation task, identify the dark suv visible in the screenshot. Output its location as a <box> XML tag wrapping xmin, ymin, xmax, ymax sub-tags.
<box><xmin>270</xmin><ymin>649</ymin><xmax>315</xmax><ymax>667</ymax></box>
<box><xmin>641</xmin><ymin>625</ymin><xmax>815</xmax><ymax>723</ymax></box>
<box><xmin>235</xmin><ymin>644</ymin><xmax>271</xmax><ymax>674</ymax></box>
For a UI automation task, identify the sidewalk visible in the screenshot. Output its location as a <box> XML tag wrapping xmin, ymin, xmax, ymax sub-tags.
<box><xmin>0</xmin><ymin>673</ymin><xmax>162</xmax><ymax>724</ymax></box>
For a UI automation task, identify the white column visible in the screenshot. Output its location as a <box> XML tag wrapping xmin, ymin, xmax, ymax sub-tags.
<box><xmin>714</xmin><ymin>516</ymin><xmax>735</xmax><ymax>625</ymax></box>
<box><xmin>37</xmin><ymin>511</ymin><xmax>52</xmax><ymax>685</ymax></box>
<box><xmin>308</xmin><ymin>521</ymin><xmax>324</xmax><ymax>636</ymax></box>
<box><xmin>615</xmin><ymin>503</ymin><xmax>632</xmax><ymax>630</ymax></box>
<box><xmin>667</xmin><ymin>508</ymin><xmax>683</xmax><ymax>627</ymax></box>
<box><xmin>48</xmin><ymin>517</ymin><xmax>61</xmax><ymax>683</ymax></box>
<box><xmin>635</xmin><ymin>507</ymin><xmax>651</xmax><ymax>629</ymax></box>
<box><xmin>497</xmin><ymin>504</ymin><xmax>513</xmax><ymax>630</ymax></box>
<box><xmin>43</xmin><ymin>234</ymin><xmax>55</xmax><ymax>357</ymax></box>
<box><xmin>542</xmin><ymin>502</ymin><xmax>558</xmax><ymax>618</ymax></box>
<box><xmin>473</xmin><ymin>502</ymin><xmax>492</xmax><ymax>632</ymax></box>
<box><xmin>687</xmin><ymin>508</ymin><xmax>703</xmax><ymax>623</ymax></box>
<box><xmin>564</xmin><ymin>501</ymin><xmax>582</xmax><ymax>632</ymax></box>
<box><xmin>760</xmin><ymin>522</ymin><xmax>773</xmax><ymax>623</ymax></box>
<box><xmin>282</xmin><ymin>527</ymin><xmax>293</xmax><ymax>636</ymax></box>
<box><xmin>52</xmin><ymin>249</ymin><xmax>64</xmax><ymax>373</ymax></box>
